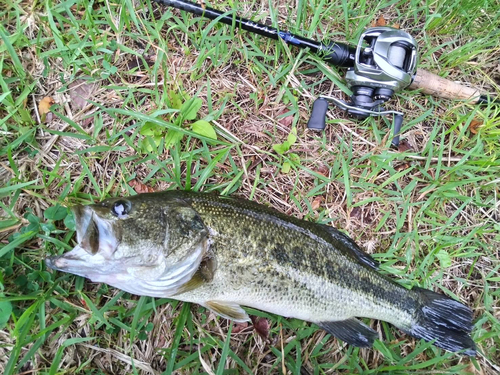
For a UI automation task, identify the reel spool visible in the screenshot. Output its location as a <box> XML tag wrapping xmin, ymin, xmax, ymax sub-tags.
<box><xmin>308</xmin><ymin>27</ymin><xmax>418</xmax><ymax>146</ymax></box>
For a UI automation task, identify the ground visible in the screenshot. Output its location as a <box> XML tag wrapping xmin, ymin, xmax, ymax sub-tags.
<box><xmin>1</xmin><ymin>0</ymin><xmax>499</xmax><ymax>374</ymax></box>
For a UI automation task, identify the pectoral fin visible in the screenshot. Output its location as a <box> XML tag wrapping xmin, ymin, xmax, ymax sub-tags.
<box><xmin>174</xmin><ymin>256</ymin><xmax>216</xmax><ymax>295</ymax></box>
<box><xmin>205</xmin><ymin>301</ymin><xmax>250</xmax><ymax>322</ymax></box>
<box><xmin>317</xmin><ymin>318</ymin><xmax>378</xmax><ymax>347</ymax></box>
<box><xmin>174</xmin><ymin>269</ymin><xmax>205</xmax><ymax>295</ymax></box>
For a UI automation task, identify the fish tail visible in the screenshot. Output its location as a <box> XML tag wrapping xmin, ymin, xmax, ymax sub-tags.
<box><xmin>403</xmin><ymin>287</ymin><xmax>476</xmax><ymax>356</ymax></box>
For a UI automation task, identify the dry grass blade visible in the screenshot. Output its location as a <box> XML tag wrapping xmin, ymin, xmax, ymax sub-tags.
<box><xmin>80</xmin><ymin>344</ymin><xmax>160</xmax><ymax>375</ymax></box>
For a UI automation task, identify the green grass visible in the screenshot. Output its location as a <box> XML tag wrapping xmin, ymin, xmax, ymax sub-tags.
<box><xmin>1</xmin><ymin>0</ymin><xmax>500</xmax><ymax>373</ymax></box>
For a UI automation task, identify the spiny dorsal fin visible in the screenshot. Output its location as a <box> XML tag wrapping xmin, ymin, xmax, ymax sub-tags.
<box><xmin>317</xmin><ymin>318</ymin><xmax>378</xmax><ymax>347</ymax></box>
<box><xmin>321</xmin><ymin>225</ymin><xmax>379</xmax><ymax>270</ymax></box>
<box><xmin>205</xmin><ymin>301</ymin><xmax>250</xmax><ymax>322</ymax></box>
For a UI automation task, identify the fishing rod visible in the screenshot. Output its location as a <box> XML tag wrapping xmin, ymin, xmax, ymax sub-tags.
<box><xmin>152</xmin><ymin>0</ymin><xmax>497</xmax><ymax>146</ymax></box>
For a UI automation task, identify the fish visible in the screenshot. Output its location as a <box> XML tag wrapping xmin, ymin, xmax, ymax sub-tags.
<box><xmin>45</xmin><ymin>190</ymin><xmax>476</xmax><ymax>355</ymax></box>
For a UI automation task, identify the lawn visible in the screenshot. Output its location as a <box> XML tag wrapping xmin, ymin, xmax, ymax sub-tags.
<box><xmin>1</xmin><ymin>0</ymin><xmax>499</xmax><ymax>374</ymax></box>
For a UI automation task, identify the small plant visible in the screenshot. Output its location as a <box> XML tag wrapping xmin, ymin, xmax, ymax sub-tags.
<box><xmin>273</xmin><ymin>128</ymin><xmax>300</xmax><ymax>173</ymax></box>
<box><xmin>139</xmin><ymin>90</ymin><xmax>217</xmax><ymax>153</ymax></box>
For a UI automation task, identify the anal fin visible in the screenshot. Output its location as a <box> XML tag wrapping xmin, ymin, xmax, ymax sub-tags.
<box><xmin>205</xmin><ymin>301</ymin><xmax>250</xmax><ymax>322</ymax></box>
<box><xmin>317</xmin><ymin>318</ymin><xmax>377</xmax><ymax>347</ymax></box>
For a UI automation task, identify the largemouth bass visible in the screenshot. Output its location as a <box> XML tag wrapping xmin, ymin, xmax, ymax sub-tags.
<box><xmin>46</xmin><ymin>191</ymin><xmax>475</xmax><ymax>355</ymax></box>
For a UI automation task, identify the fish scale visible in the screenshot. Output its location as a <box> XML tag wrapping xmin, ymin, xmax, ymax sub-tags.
<box><xmin>177</xmin><ymin>194</ymin><xmax>416</xmax><ymax>324</ymax></box>
<box><xmin>46</xmin><ymin>190</ymin><xmax>476</xmax><ymax>355</ymax></box>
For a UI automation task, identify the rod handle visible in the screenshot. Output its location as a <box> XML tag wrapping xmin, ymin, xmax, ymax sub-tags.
<box><xmin>410</xmin><ymin>68</ymin><xmax>481</xmax><ymax>102</ymax></box>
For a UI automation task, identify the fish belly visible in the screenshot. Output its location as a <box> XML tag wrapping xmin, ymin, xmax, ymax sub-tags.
<box><xmin>174</xmin><ymin>262</ymin><xmax>413</xmax><ymax>328</ymax></box>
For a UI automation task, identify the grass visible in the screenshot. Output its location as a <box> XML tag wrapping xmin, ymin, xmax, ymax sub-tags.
<box><xmin>1</xmin><ymin>0</ymin><xmax>499</xmax><ymax>373</ymax></box>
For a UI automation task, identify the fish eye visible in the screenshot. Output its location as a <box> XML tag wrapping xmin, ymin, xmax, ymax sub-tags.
<box><xmin>111</xmin><ymin>200</ymin><xmax>131</xmax><ymax>219</ymax></box>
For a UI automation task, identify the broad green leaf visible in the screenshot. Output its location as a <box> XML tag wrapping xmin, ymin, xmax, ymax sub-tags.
<box><xmin>40</xmin><ymin>222</ymin><xmax>56</xmax><ymax>233</ymax></box>
<box><xmin>192</xmin><ymin>120</ymin><xmax>217</xmax><ymax>140</ymax></box>
<box><xmin>273</xmin><ymin>129</ymin><xmax>297</xmax><ymax>155</ymax></box>
<box><xmin>436</xmin><ymin>250</ymin><xmax>452</xmax><ymax>268</ymax></box>
<box><xmin>165</xmin><ymin>129</ymin><xmax>184</xmax><ymax>148</ymax></box>
<box><xmin>44</xmin><ymin>205</ymin><xmax>67</xmax><ymax>221</ymax></box>
<box><xmin>0</xmin><ymin>300</ymin><xmax>12</xmax><ymax>328</ymax></box>
<box><xmin>273</xmin><ymin>141</ymin><xmax>290</xmax><ymax>155</ymax></box>
<box><xmin>287</xmin><ymin>128</ymin><xmax>297</xmax><ymax>145</ymax></box>
<box><xmin>63</xmin><ymin>211</ymin><xmax>75</xmax><ymax>231</ymax></box>
<box><xmin>168</xmin><ymin>90</ymin><xmax>184</xmax><ymax>110</ymax></box>
<box><xmin>181</xmin><ymin>98</ymin><xmax>202</xmax><ymax>121</ymax></box>
<box><xmin>142</xmin><ymin>135</ymin><xmax>163</xmax><ymax>153</ymax></box>
<box><xmin>26</xmin><ymin>213</ymin><xmax>40</xmax><ymax>224</ymax></box>
<box><xmin>281</xmin><ymin>162</ymin><xmax>291</xmax><ymax>174</ymax></box>
<box><xmin>140</xmin><ymin>122</ymin><xmax>163</xmax><ymax>136</ymax></box>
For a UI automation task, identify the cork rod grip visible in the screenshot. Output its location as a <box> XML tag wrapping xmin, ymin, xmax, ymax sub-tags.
<box><xmin>409</xmin><ymin>69</ymin><xmax>481</xmax><ymax>103</ymax></box>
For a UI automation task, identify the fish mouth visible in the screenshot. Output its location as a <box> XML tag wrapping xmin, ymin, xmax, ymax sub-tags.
<box><xmin>46</xmin><ymin>205</ymin><xmax>120</xmax><ymax>278</ymax></box>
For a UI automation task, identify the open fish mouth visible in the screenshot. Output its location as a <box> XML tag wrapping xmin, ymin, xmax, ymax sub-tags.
<box><xmin>45</xmin><ymin>205</ymin><xmax>120</xmax><ymax>278</ymax></box>
<box><xmin>45</xmin><ymin>199</ymin><xmax>208</xmax><ymax>297</ymax></box>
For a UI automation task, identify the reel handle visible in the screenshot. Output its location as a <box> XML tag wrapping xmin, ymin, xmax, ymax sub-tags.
<box><xmin>307</xmin><ymin>96</ymin><xmax>405</xmax><ymax>147</ymax></box>
<box><xmin>392</xmin><ymin>113</ymin><xmax>403</xmax><ymax>147</ymax></box>
<box><xmin>307</xmin><ymin>98</ymin><xmax>329</xmax><ymax>131</ymax></box>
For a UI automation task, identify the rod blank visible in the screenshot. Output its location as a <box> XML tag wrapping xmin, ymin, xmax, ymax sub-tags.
<box><xmin>153</xmin><ymin>0</ymin><xmax>356</xmax><ymax>67</ymax></box>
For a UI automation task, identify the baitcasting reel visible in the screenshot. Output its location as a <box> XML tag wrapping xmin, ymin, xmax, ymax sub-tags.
<box><xmin>155</xmin><ymin>0</ymin><xmax>497</xmax><ymax>147</ymax></box>
<box><xmin>307</xmin><ymin>27</ymin><xmax>418</xmax><ymax>146</ymax></box>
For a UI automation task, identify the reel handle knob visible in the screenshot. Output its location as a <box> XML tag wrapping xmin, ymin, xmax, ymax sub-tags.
<box><xmin>392</xmin><ymin>113</ymin><xmax>404</xmax><ymax>147</ymax></box>
<box><xmin>307</xmin><ymin>98</ymin><xmax>329</xmax><ymax>131</ymax></box>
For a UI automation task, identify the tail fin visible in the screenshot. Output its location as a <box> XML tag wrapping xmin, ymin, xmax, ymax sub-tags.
<box><xmin>406</xmin><ymin>287</ymin><xmax>476</xmax><ymax>356</ymax></box>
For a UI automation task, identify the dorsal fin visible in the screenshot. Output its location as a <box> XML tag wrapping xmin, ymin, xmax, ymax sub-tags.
<box><xmin>321</xmin><ymin>225</ymin><xmax>379</xmax><ymax>270</ymax></box>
